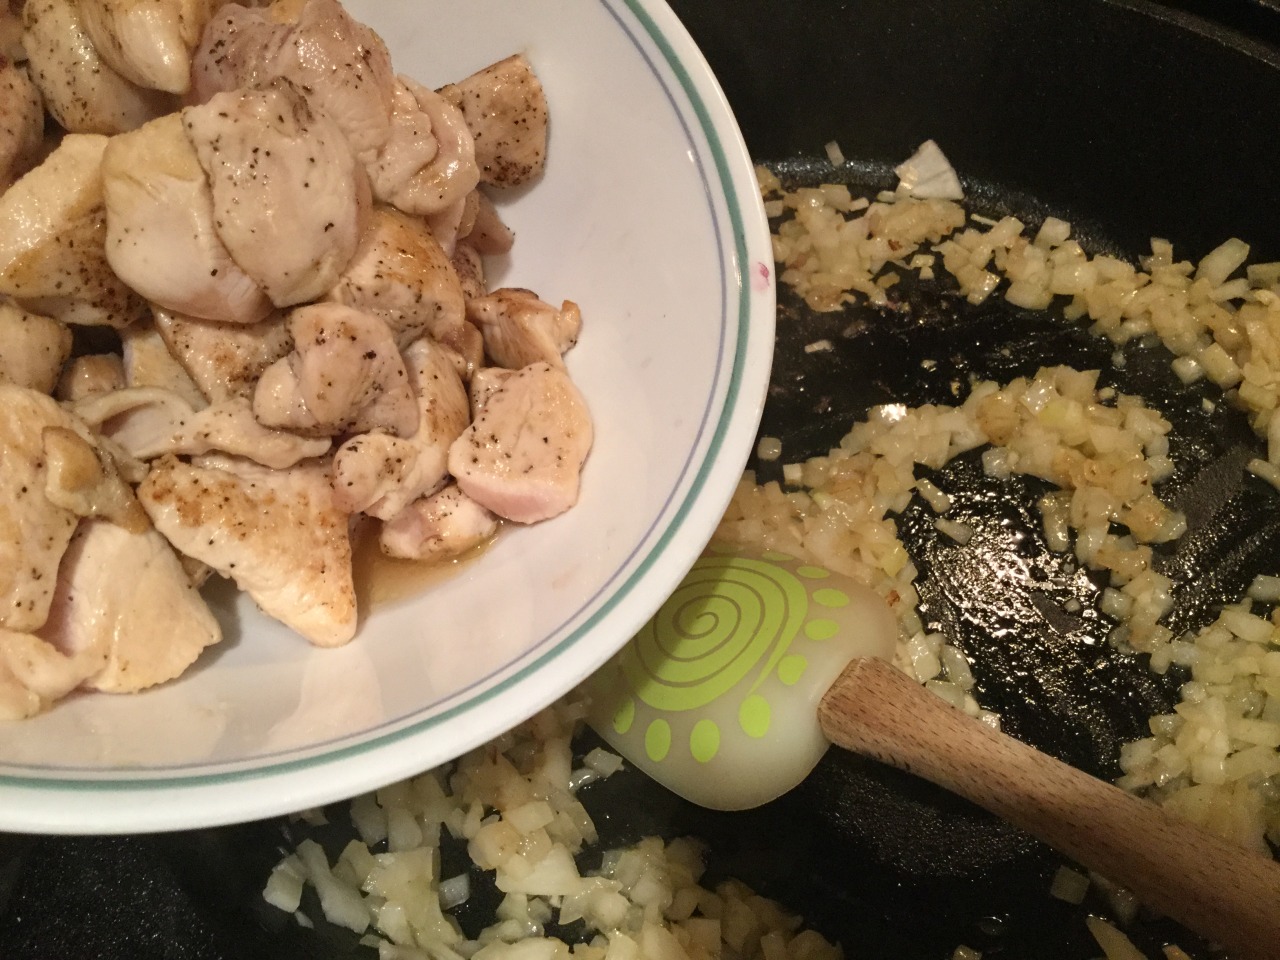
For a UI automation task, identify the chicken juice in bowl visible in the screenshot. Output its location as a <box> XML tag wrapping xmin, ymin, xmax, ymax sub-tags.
<box><xmin>0</xmin><ymin>0</ymin><xmax>774</xmax><ymax>832</ymax></box>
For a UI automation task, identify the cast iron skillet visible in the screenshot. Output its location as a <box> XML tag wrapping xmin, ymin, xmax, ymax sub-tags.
<box><xmin>3</xmin><ymin>1</ymin><xmax>1280</xmax><ymax>958</ymax></box>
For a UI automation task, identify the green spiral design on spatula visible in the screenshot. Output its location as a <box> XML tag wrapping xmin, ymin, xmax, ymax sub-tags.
<box><xmin>619</xmin><ymin>555</ymin><xmax>809</xmax><ymax>712</ymax></box>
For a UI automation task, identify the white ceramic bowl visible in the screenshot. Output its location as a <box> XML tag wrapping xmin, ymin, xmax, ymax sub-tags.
<box><xmin>0</xmin><ymin>0</ymin><xmax>774</xmax><ymax>833</ymax></box>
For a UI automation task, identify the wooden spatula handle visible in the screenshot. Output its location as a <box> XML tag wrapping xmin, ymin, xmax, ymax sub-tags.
<box><xmin>817</xmin><ymin>658</ymin><xmax>1280</xmax><ymax>960</ymax></box>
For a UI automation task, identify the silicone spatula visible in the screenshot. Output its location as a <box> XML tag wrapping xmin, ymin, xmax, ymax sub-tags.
<box><xmin>584</xmin><ymin>543</ymin><xmax>1280</xmax><ymax>960</ymax></box>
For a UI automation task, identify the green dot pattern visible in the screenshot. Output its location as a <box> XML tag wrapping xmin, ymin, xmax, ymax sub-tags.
<box><xmin>813</xmin><ymin>588</ymin><xmax>850</xmax><ymax>609</ymax></box>
<box><xmin>796</xmin><ymin>566</ymin><xmax>831</xmax><ymax>581</ymax></box>
<box><xmin>777</xmin><ymin>655</ymin><xmax>807</xmax><ymax>686</ymax></box>
<box><xmin>645</xmin><ymin>719</ymin><xmax>672</xmax><ymax>761</ymax></box>
<box><xmin>612</xmin><ymin>697</ymin><xmax>635</xmax><ymax>735</ymax></box>
<box><xmin>689</xmin><ymin>719</ymin><xmax>720</xmax><ymax>763</ymax></box>
<box><xmin>804</xmin><ymin>618</ymin><xmax>839</xmax><ymax>641</ymax></box>
<box><xmin>738</xmin><ymin>694</ymin><xmax>771</xmax><ymax>738</ymax></box>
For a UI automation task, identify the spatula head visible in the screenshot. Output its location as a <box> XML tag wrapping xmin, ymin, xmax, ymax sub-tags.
<box><xmin>585</xmin><ymin>543</ymin><xmax>897</xmax><ymax>810</ymax></box>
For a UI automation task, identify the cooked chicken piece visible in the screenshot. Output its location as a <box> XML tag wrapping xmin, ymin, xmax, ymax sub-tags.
<box><xmin>0</xmin><ymin>60</ymin><xmax>45</xmax><ymax>192</ymax></box>
<box><xmin>331</xmin><ymin>337</ymin><xmax>469</xmax><ymax>519</ymax></box>
<box><xmin>0</xmin><ymin>4</ymin><xmax>24</xmax><ymax>61</ymax></box>
<box><xmin>468</xmin><ymin>289</ymin><xmax>582</xmax><ymax>371</ymax></box>
<box><xmin>23</xmin><ymin>0</ymin><xmax>175</xmax><ymax>134</ymax></box>
<box><xmin>370</xmin><ymin>78</ymin><xmax>479</xmax><ymax>217</ymax></box>
<box><xmin>37</xmin><ymin>519</ymin><xmax>221</xmax><ymax>692</ymax></box>
<box><xmin>441</xmin><ymin>321</ymin><xmax>484</xmax><ymax>382</ymax></box>
<box><xmin>139</xmin><ymin>453</ymin><xmax>356</xmax><ymax>646</ymax></box>
<box><xmin>461</xmin><ymin>190</ymin><xmax>515</xmax><ymax>255</ymax></box>
<box><xmin>429</xmin><ymin>188</ymin><xmax>512</xmax><ymax>260</ymax></box>
<box><xmin>0</xmin><ymin>134</ymin><xmax>146</xmax><ymax>329</ymax></box>
<box><xmin>16</xmin><ymin>289</ymin><xmax>147</xmax><ymax>329</ymax></box>
<box><xmin>0</xmin><ymin>626</ymin><xmax>105</xmax><ymax>718</ymax></box>
<box><xmin>121</xmin><ymin>323</ymin><xmax>207</xmax><ymax>408</ymax></box>
<box><xmin>56</xmin><ymin>353</ymin><xmax>125</xmax><ymax>401</ymax></box>
<box><xmin>424</xmin><ymin>194</ymin><xmax>466</xmax><ymax>257</ymax></box>
<box><xmin>102</xmin><ymin>113</ymin><xmax>274</xmax><ymax>325</ymax></box>
<box><xmin>438</xmin><ymin>54</ymin><xmax>548</xmax><ymax>189</ymax></box>
<box><xmin>75</xmin><ymin>389</ymin><xmax>330</xmax><ymax>468</ymax></box>
<box><xmin>447</xmin><ymin>362</ymin><xmax>592</xmax><ymax>524</ymax></box>
<box><xmin>42</xmin><ymin>425</ymin><xmax>149</xmax><ymax>531</ymax></box>
<box><xmin>265</xmin><ymin>0</ymin><xmax>306</xmax><ymax>21</ymax></box>
<box><xmin>430</xmin><ymin>188</ymin><xmax>514</xmax><ymax>261</ymax></box>
<box><xmin>452</xmin><ymin>241</ymin><xmax>487</xmax><ymax>300</ymax></box>
<box><xmin>326</xmin><ymin>207</ymin><xmax>466</xmax><ymax>350</ymax></box>
<box><xmin>183</xmin><ymin>81</ymin><xmax>370</xmax><ymax>307</ymax></box>
<box><xmin>0</xmin><ymin>652</ymin><xmax>43</xmax><ymax>718</ymax></box>
<box><xmin>451</xmin><ymin>190</ymin><xmax>480</xmax><ymax>247</ymax></box>
<box><xmin>253</xmin><ymin>303</ymin><xmax>416</xmax><ymax>438</ymax></box>
<box><xmin>0</xmin><ymin>301</ymin><xmax>71</xmax><ymax>394</ymax></box>
<box><xmin>153</xmin><ymin>306</ymin><xmax>291</xmax><ymax>402</ymax></box>
<box><xmin>186</xmin><ymin>1</ymin><xmax>277</xmax><ymax>101</ymax></box>
<box><xmin>0</xmin><ymin>386</ymin><xmax>89</xmax><ymax>631</ymax></box>
<box><xmin>266</xmin><ymin>0</ymin><xmax>394</xmax><ymax>161</ymax></box>
<box><xmin>190</xmin><ymin>0</ymin><xmax>394</xmax><ymax>164</ymax></box>
<box><xmin>178</xmin><ymin>553</ymin><xmax>212</xmax><ymax>588</ymax></box>
<box><xmin>379</xmin><ymin>484</ymin><xmax>497</xmax><ymax>562</ymax></box>
<box><xmin>467</xmin><ymin>365</ymin><xmax>513</xmax><ymax>415</ymax></box>
<box><xmin>77</xmin><ymin>0</ymin><xmax>220</xmax><ymax>94</ymax></box>
<box><xmin>327</xmin><ymin>205</ymin><xmax>484</xmax><ymax>370</ymax></box>
<box><xmin>366</xmin><ymin>79</ymin><xmax>438</xmax><ymax>209</ymax></box>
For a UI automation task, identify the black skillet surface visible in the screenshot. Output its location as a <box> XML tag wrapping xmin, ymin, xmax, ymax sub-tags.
<box><xmin>3</xmin><ymin>1</ymin><xmax>1280</xmax><ymax>958</ymax></box>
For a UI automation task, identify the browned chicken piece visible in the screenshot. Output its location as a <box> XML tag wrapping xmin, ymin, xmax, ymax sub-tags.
<box><xmin>253</xmin><ymin>303</ymin><xmax>417</xmax><ymax>439</ymax></box>
<box><xmin>447</xmin><ymin>190</ymin><xmax>482</xmax><ymax>252</ymax></box>
<box><xmin>121</xmin><ymin>323</ymin><xmax>207</xmax><ymax>409</ymax></box>
<box><xmin>103</xmin><ymin>113</ymin><xmax>274</xmax><ymax>325</ymax></box>
<box><xmin>326</xmin><ymin>207</ymin><xmax>466</xmax><ymax>350</ymax></box>
<box><xmin>153</xmin><ymin>307</ymin><xmax>292</xmax><ymax>403</ymax></box>
<box><xmin>425</xmin><ymin>187</ymin><xmax>514</xmax><ymax>260</ymax></box>
<box><xmin>331</xmin><ymin>337</ymin><xmax>470</xmax><ymax>519</ymax></box>
<box><xmin>460</xmin><ymin>190</ymin><xmax>516</xmax><ymax>255</ymax></box>
<box><xmin>0</xmin><ymin>625</ymin><xmax>105</xmax><ymax>719</ymax></box>
<box><xmin>437</xmin><ymin>54</ymin><xmax>548</xmax><ymax>189</ymax></box>
<box><xmin>370</xmin><ymin>78</ymin><xmax>479</xmax><ymax>217</ymax></box>
<box><xmin>0</xmin><ymin>59</ymin><xmax>45</xmax><ymax>193</ymax></box>
<box><xmin>440</xmin><ymin>321</ymin><xmax>484</xmax><ymax>383</ymax></box>
<box><xmin>183</xmin><ymin>81</ymin><xmax>370</xmax><ymax>308</ymax></box>
<box><xmin>379</xmin><ymin>483</ymin><xmax>497</xmax><ymax>563</ymax></box>
<box><xmin>178</xmin><ymin>554</ymin><xmax>212</xmax><ymax>588</ymax></box>
<box><xmin>0</xmin><ymin>134</ymin><xmax>146</xmax><ymax>330</ymax></box>
<box><xmin>447</xmin><ymin>362</ymin><xmax>592</xmax><ymax>524</ymax></box>
<box><xmin>41</xmin><ymin>424</ymin><xmax>149</xmax><ymax>531</ymax></box>
<box><xmin>0</xmin><ymin>385</ymin><xmax>93</xmax><ymax>631</ymax></box>
<box><xmin>56</xmin><ymin>353</ymin><xmax>125</xmax><ymax>401</ymax></box>
<box><xmin>139</xmin><ymin>453</ymin><xmax>357</xmax><ymax>647</ymax></box>
<box><xmin>452</xmin><ymin>241</ymin><xmax>488</xmax><ymax>301</ymax></box>
<box><xmin>468</xmin><ymin>288</ymin><xmax>582</xmax><ymax>371</ymax></box>
<box><xmin>190</xmin><ymin>0</ymin><xmax>395</xmax><ymax>164</ymax></box>
<box><xmin>75</xmin><ymin>389</ymin><xmax>330</xmax><ymax>469</ymax></box>
<box><xmin>424</xmin><ymin>194</ymin><xmax>466</xmax><ymax>257</ymax></box>
<box><xmin>37</xmin><ymin>518</ymin><xmax>221</xmax><ymax>692</ymax></box>
<box><xmin>23</xmin><ymin>0</ymin><xmax>175</xmax><ymax>134</ymax></box>
<box><xmin>77</xmin><ymin>0</ymin><xmax>222</xmax><ymax>95</ymax></box>
<box><xmin>0</xmin><ymin>3</ymin><xmax>24</xmax><ymax>61</ymax></box>
<box><xmin>0</xmin><ymin>301</ymin><xmax>71</xmax><ymax>394</ymax></box>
